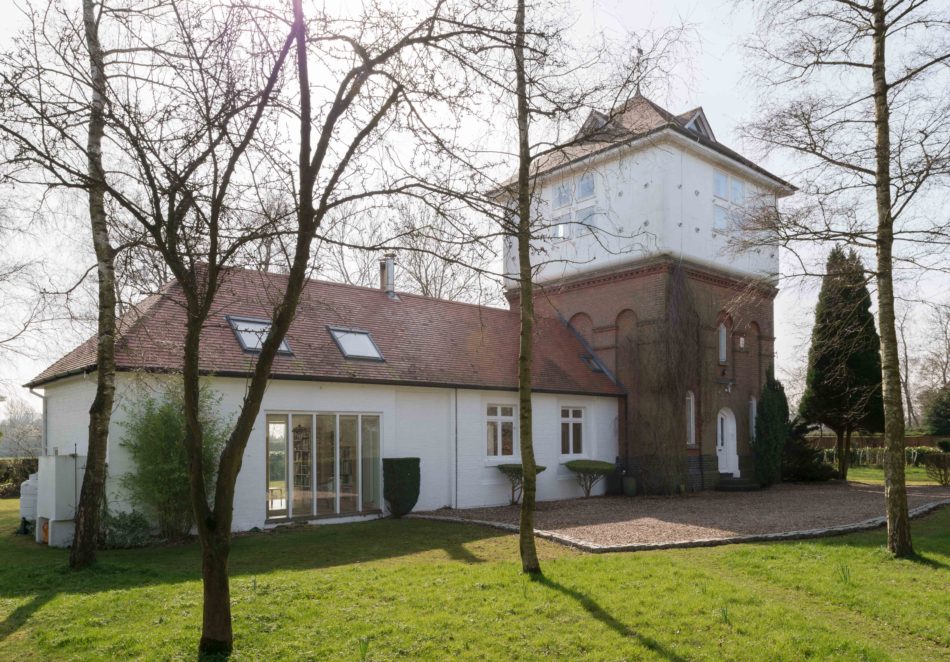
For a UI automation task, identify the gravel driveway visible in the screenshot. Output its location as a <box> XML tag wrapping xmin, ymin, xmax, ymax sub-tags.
<box><xmin>416</xmin><ymin>482</ymin><xmax>950</xmax><ymax>549</ymax></box>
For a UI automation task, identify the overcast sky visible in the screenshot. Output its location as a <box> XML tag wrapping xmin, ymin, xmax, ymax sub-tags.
<box><xmin>1</xmin><ymin>0</ymin><xmax>943</xmax><ymax>411</ymax></box>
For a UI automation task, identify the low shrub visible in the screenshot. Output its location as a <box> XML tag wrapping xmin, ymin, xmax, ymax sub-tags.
<box><xmin>119</xmin><ymin>383</ymin><xmax>228</xmax><ymax>540</ymax></box>
<box><xmin>564</xmin><ymin>459</ymin><xmax>615</xmax><ymax>497</ymax></box>
<box><xmin>924</xmin><ymin>454</ymin><xmax>950</xmax><ymax>487</ymax></box>
<box><xmin>0</xmin><ymin>458</ymin><xmax>38</xmax><ymax>498</ymax></box>
<box><xmin>383</xmin><ymin>458</ymin><xmax>420</xmax><ymax>517</ymax></box>
<box><xmin>99</xmin><ymin>508</ymin><xmax>151</xmax><ymax>549</ymax></box>
<box><xmin>495</xmin><ymin>464</ymin><xmax>546</xmax><ymax>505</ymax></box>
<box><xmin>783</xmin><ymin>420</ymin><xmax>836</xmax><ymax>482</ymax></box>
<box><xmin>937</xmin><ymin>440</ymin><xmax>950</xmax><ymax>453</ymax></box>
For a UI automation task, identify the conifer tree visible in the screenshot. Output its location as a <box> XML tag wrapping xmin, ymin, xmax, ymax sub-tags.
<box><xmin>754</xmin><ymin>366</ymin><xmax>789</xmax><ymax>486</ymax></box>
<box><xmin>799</xmin><ymin>247</ymin><xmax>884</xmax><ymax>478</ymax></box>
<box><xmin>923</xmin><ymin>387</ymin><xmax>950</xmax><ymax>436</ymax></box>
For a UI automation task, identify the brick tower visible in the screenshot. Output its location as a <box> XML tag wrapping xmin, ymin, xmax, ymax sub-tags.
<box><xmin>504</xmin><ymin>95</ymin><xmax>794</xmax><ymax>492</ymax></box>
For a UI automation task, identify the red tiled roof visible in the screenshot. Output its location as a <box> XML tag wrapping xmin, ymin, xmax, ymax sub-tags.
<box><xmin>27</xmin><ymin>267</ymin><xmax>623</xmax><ymax>396</ymax></box>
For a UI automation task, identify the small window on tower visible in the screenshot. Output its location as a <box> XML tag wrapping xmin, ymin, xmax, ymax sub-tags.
<box><xmin>718</xmin><ymin>323</ymin><xmax>728</xmax><ymax>364</ymax></box>
<box><xmin>554</xmin><ymin>182</ymin><xmax>572</xmax><ymax>208</ymax></box>
<box><xmin>714</xmin><ymin>171</ymin><xmax>729</xmax><ymax>199</ymax></box>
<box><xmin>686</xmin><ymin>391</ymin><xmax>696</xmax><ymax>446</ymax></box>
<box><xmin>730</xmin><ymin>178</ymin><xmax>745</xmax><ymax>204</ymax></box>
<box><xmin>578</xmin><ymin>172</ymin><xmax>595</xmax><ymax>200</ymax></box>
<box><xmin>553</xmin><ymin>212</ymin><xmax>571</xmax><ymax>239</ymax></box>
<box><xmin>713</xmin><ymin>205</ymin><xmax>729</xmax><ymax>231</ymax></box>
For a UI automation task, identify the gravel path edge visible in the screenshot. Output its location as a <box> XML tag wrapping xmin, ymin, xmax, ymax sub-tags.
<box><xmin>407</xmin><ymin>498</ymin><xmax>950</xmax><ymax>554</ymax></box>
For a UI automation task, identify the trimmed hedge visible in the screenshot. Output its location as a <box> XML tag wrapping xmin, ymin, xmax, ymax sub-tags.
<box><xmin>564</xmin><ymin>459</ymin><xmax>615</xmax><ymax>497</ymax></box>
<box><xmin>495</xmin><ymin>464</ymin><xmax>546</xmax><ymax>505</ymax></box>
<box><xmin>383</xmin><ymin>458</ymin><xmax>420</xmax><ymax>518</ymax></box>
<box><xmin>924</xmin><ymin>453</ymin><xmax>950</xmax><ymax>487</ymax></box>
<box><xmin>0</xmin><ymin>458</ymin><xmax>39</xmax><ymax>498</ymax></box>
<box><xmin>937</xmin><ymin>440</ymin><xmax>950</xmax><ymax>453</ymax></box>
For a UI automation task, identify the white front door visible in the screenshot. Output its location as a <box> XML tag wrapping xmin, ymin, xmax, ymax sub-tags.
<box><xmin>717</xmin><ymin>407</ymin><xmax>739</xmax><ymax>477</ymax></box>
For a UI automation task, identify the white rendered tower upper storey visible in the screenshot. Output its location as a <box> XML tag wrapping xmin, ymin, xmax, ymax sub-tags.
<box><xmin>503</xmin><ymin>95</ymin><xmax>795</xmax><ymax>287</ymax></box>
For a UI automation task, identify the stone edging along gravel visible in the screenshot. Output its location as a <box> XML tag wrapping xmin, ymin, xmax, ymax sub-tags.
<box><xmin>407</xmin><ymin>498</ymin><xmax>950</xmax><ymax>554</ymax></box>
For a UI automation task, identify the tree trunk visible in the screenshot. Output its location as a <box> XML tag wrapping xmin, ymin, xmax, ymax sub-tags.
<box><xmin>835</xmin><ymin>428</ymin><xmax>845</xmax><ymax>478</ymax></box>
<box><xmin>198</xmin><ymin>534</ymin><xmax>233</xmax><ymax>654</ymax></box>
<box><xmin>870</xmin><ymin>0</ymin><xmax>912</xmax><ymax>557</ymax></box>
<box><xmin>842</xmin><ymin>427</ymin><xmax>852</xmax><ymax>480</ymax></box>
<box><xmin>513</xmin><ymin>0</ymin><xmax>541</xmax><ymax>576</ymax></box>
<box><xmin>70</xmin><ymin>0</ymin><xmax>117</xmax><ymax>570</ymax></box>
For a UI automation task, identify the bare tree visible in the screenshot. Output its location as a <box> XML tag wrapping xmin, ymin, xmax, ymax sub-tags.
<box><xmin>316</xmin><ymin>203</ymin><xmax>503</xmax><ymax>304</ymax></box>
<box><xmin>919</xmin><ymin>302</ymin><xmax>950</xmax><ymax>392</ymax></box>
<box><xmin>896</xmin><ymin>305</ymin><xmax>919</xmax><ymax>429</ymax></box>
<box><xmin>462</xmin><ymin>0</ymin><xmax>688</xmax><ymax>573</ymax></box>
<box><xmin>0</xmin><ymin>0</ymin><xmax>121</xmax><ymax>567</ymax></box>
<box><xmin>742</xmin><ymin>0</ymin><xmax>950</xmax><ymax>557</ymax></box>
<box><xmin>0</xmin><ymin>397</ymin><xmax>42</xmax><ymax>458</ymax></box>
<box><xmin>69</xmin><ymin>0</ymin><xmax>119</xmax><ymax>570</ymax></box>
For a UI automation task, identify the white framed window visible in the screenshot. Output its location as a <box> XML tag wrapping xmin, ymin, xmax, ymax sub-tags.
<box><xmin>749</xmin><ymin>397</ymin><xmax>758</xmax><ymax>442</ymax></box>
<box><xmin>487</xmin><ymin>405</ymin><xmax>516</xmax><ymax>458</ymax></box>
<box><xmin>553</xmin><ymin>212</ymin><xmax>571</xmax><ymax>239</ymax></box>
<box><xmin>730</xmin><ymin>178</ymin><xmax>745</xmax><ymax>204</ymax></box>
<box><xmin>576</xmin><ymin>206</ymin><xmax>597</xmax><ymax>233</ymax></box>
<box><xmin>686</xmin><ymin>391</ymin><xmax>696</xmax><ymax>446</ymax></box>
<box><xmin>713</xmin><ymin>205</ymin><xmax>729</xmax><ymax>231</ymax></box>
<box><xmin>554</xmin><ymin>182</ymin><xmax>572</xmax><ymax>208</ymax></box>
<box><xmin>560</xmin><ymin>407</ymin><xmax>584</xmax><ymax>456</ymax></box>
<box><xmin>578</xmin><ymin>172</ymin><xmax>595</xmax><ymax>200</ymax></box>
<box><xmin>718</xmin><ymin>323</ymin><xmax>728</xmax><ymax>364</ymax></box>
<box><xmin>714</xmin><ymin>170</ymin><xmax>729</xmax><ymax>199</ymax></box>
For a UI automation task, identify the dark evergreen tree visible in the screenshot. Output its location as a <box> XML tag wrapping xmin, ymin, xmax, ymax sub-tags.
<box><xmin>799</xmin><ymin>247</ymin><xmax>884</xmax><ymax>478</ymax></box>
<box><xmin>753</xmin><ymin>365</ymin><xmax>789</xmax><ymax>486</ymax></box>
<box><xmin>923</xmin><ymin>387</ymin><xmax>950</xmax><ymax>436</ymax></box>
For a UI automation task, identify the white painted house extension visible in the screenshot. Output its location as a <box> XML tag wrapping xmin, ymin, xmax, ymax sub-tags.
<box><xmin>26</xmin><ymin>263</ymin><xmax>622</xmax><ymax>546</ymax></box>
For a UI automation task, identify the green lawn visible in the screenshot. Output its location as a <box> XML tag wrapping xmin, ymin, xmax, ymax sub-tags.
<box><xmin>848</xmin><ymin>465</ymin><xmax>938</xmax><ymax>486</ymax></box>
<box><xmin>1</xmin><ymin>499</ymin><xmax>948</xmax><ymax>661</ymax></box>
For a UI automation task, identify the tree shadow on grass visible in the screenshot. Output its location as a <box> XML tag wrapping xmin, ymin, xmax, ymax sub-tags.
<box><xmin>0</xmin><ymin>518</ymin><xmax>507</xmax><ymax>603</ymax></box>
<box><xmin>0</xmin><ymin>592</ymin><xmax>55</xmax><ymax>643</ymax></box>
<box><xmin>534</xmin><ymin>575</ymin><xmax>686</xmax><ymax>662</ymax></box>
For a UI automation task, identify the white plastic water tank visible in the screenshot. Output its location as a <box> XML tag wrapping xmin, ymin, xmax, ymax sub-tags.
<box><xmin>19</xmin><ymin>472</ymin><xmax>38</xmax><ymax>521</ymax></box>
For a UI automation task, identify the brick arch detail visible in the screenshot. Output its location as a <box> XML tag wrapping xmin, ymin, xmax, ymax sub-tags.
<box><xmin>568</xmin><ymin>312</ymin><xmax>594</xmax><ymax>347</ymax></box>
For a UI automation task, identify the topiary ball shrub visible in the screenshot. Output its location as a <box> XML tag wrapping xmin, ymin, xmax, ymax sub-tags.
<box><xmin>495</xmin><ymin>464</ymin><xmax>546</xmax><ymax>505</ymax></box>
<box><xmin>383</xmin><ymin>458</ymin><xmax>421</xmax><ymax>518</ymax></box>
<box><xmin>564</xmin><ymin>459</ymin><xmax>615</xmax><ymax>497</ymax></box>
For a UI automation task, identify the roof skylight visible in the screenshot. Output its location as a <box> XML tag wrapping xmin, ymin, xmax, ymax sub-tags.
<box><xmin>227</xmin><ymin>316</ymin><xmax>291</xmax><ymax>354</ymax></box>
<box><xmin>328</xmin><ymin>326</ymin><xmax>384</xmax><ymax>361</ymax></box>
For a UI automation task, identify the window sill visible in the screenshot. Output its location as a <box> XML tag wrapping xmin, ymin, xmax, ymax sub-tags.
<box><xmin>484</xmin><ymin>457</ymin><xmax>520</xmax><ymax>467</ymax></box>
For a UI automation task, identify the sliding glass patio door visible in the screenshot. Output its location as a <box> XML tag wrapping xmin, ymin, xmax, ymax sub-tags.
<box><xmin>266</xmin><ymin>412</ymin><xmax>381</xmax><ymax>520</ymax></box>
